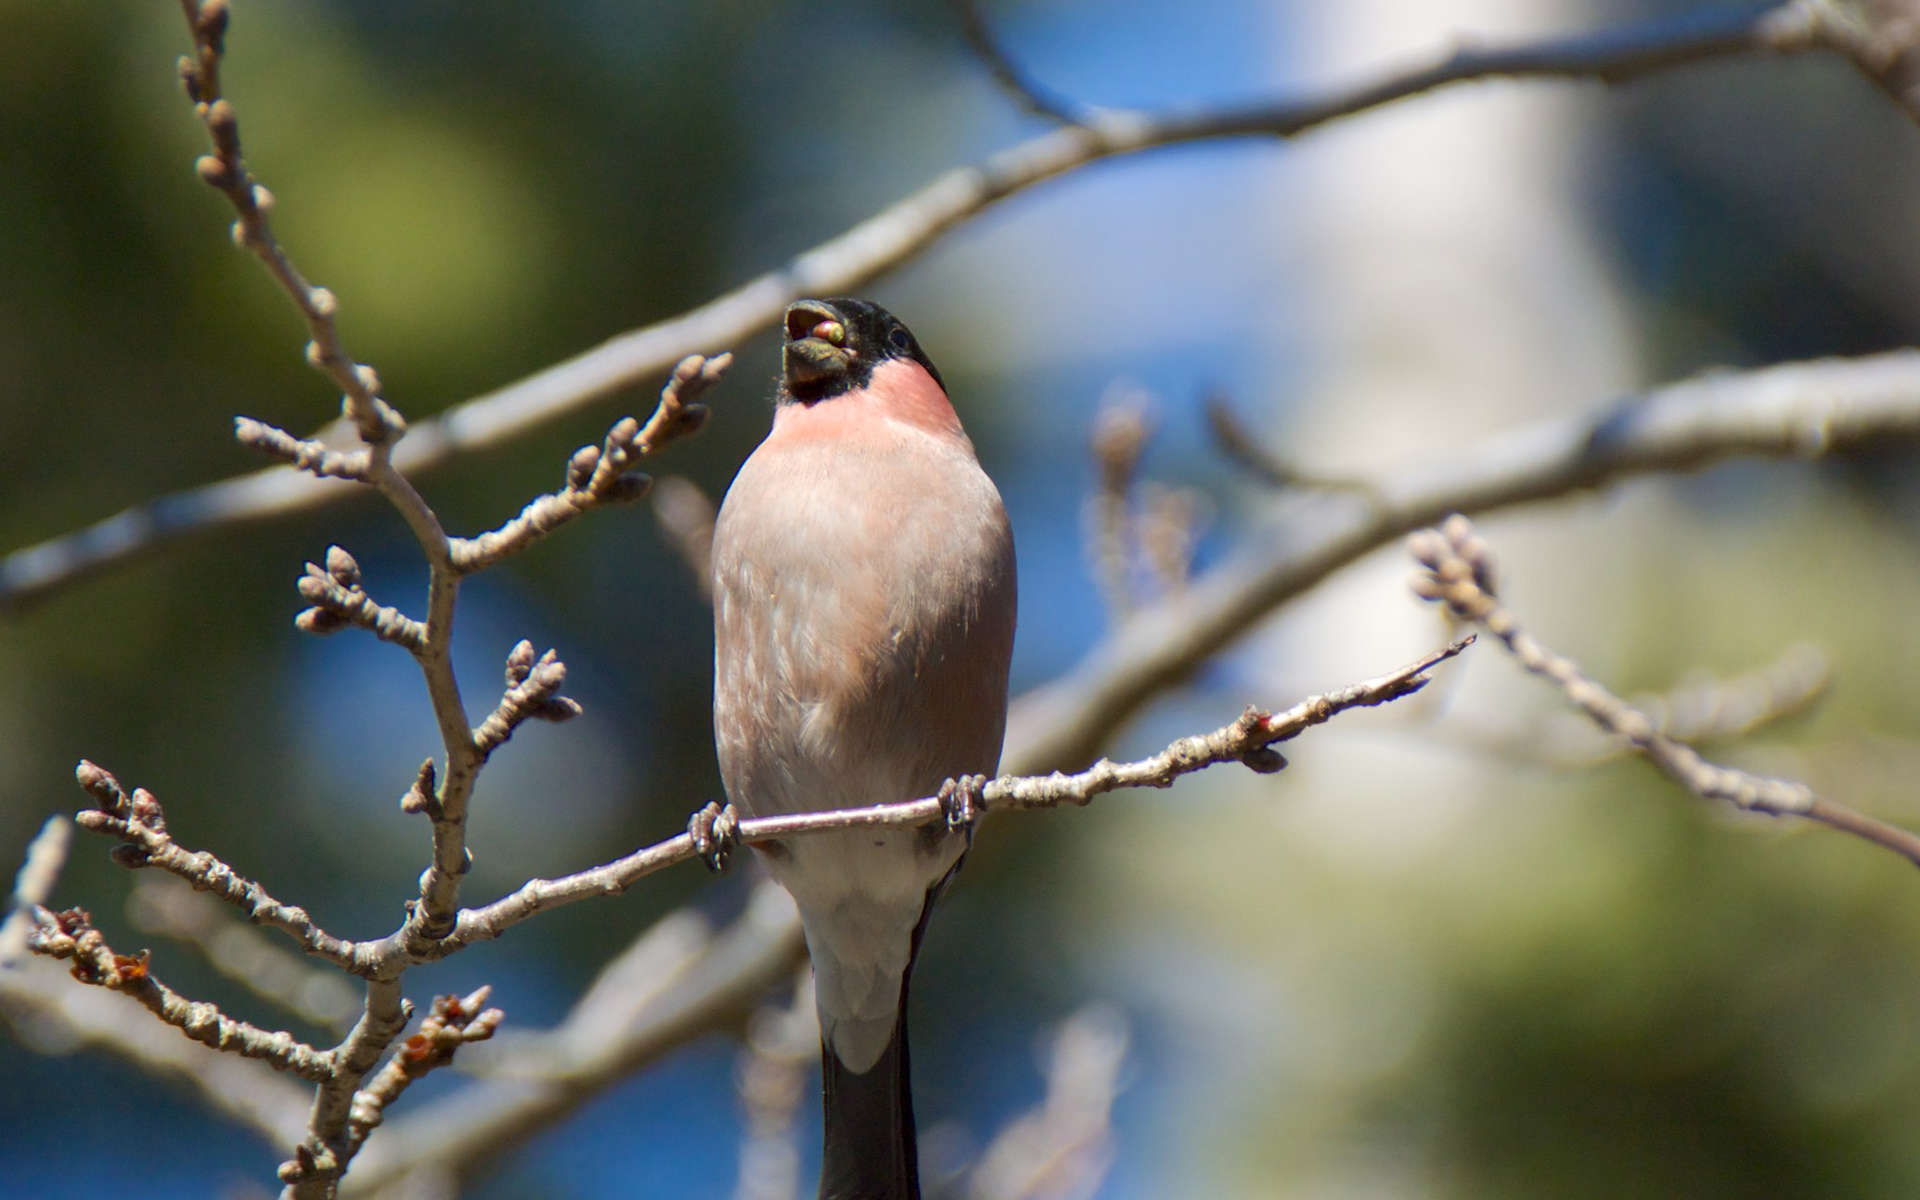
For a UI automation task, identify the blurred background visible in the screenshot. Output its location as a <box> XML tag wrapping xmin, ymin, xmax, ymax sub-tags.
<box><xmin>6</xmin><ymin>0</ymin><xmax>1920</xmax><ymax>1195</ymax></box>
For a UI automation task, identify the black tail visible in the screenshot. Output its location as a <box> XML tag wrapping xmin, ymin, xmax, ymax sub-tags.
<box><xmin>819</xmin><ymin>870</ymin><xmax>960</xmax><ymax>1200</ymax></box>
<box><xmin>818</xmin><ymin>849</ymin><xmax>968</xmax><ymax>1200</ymax></box>
<box><xmin>819</xmin><ymin>999</ymin><xmax>919</xmax><ymax>1200</ymax></box>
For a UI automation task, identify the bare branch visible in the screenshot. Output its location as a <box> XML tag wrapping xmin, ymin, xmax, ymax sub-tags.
<box><xmin>650</xmin><ymin>476</ymin><xmax>719</xmax><ymax>600</ymax></box>
<box><xmin>1466</xmin><ymin>643</ymin><xmax>1830</xmax><ymax>768</ymax></box>
<box><xmin>998</xmin><ymin>635</ymin><xmax>1471</xmax><ymax>801</ymax></box>
<box><xmin>371</xmin><ymin>489</ymin><xmax>479</xmax><ymax>961</ymax></box>
<box><xmin>177</xmin><ymin>0</ymin><xmax>491</xmax><ymax>996</ymax></box>
<box><xmin>234</xmin><ymin>418</ymin><xmax>372</xmax><ymax>482</ymax></box>
<box><xmin>37</xmin><ymin>16</ymin><xmax>727</xmax><ymax>1192</ymax></box>
<box><xmin>450</xmin><ymin>353</ymin><xmax>729</xmax><ymax>575</ymax></box>
<box><xmin>1087</xmin><ymin>395</ymin><xmax>1149</xmax><ymax>619</ymax></box>
<box><xmin>472</xmin><ymin>642</ymin><xmax>581</xmax><ymax>761</ymax></box>
<box><xmin>1</xmin><ymin>817</ymin><xmax>70</xmax><ymax>968</ymax></box>
<box><xmin>294</xmin><ymin>548</ymin><xmax>427</xmax><ymax>650</ymax></box>
<box><xmin>1135</xmin><ymin>483</ymin><xmax>1206</xmax><ymax>599</ymax></box>
<box><xmin>1799</xmin><ymin>0</ymin><xmax>1920</xmax><ymax>124</ymax></box>
<box><xmin>70</xmin><ymin>762</ymin><xmax>363</xmax><ymax>971</ymax></box>
<box><xmin>127</xmin><ymin>875</ymin><xmax>361</xmax><ymax>1031</ymax></box>
<box><xmin>1205</xmin><ymin>392</ymin><xmax>1387</xmax><ymax>501</ymax></box>
<box><xmin>1629</xmin><ymin>643</ymin><xmax>1830</xmax><ymax>746</ymax></box>
<box><xmin>176</xmin><ymin>0</ymin><xmax>403</xmax><ymax>444</ymax></box>
<box><xmin>340</xmin><ymin>886</ymin><xmax>807</xmax><ymax>1196</ymax></box>
<box><xmin>26</xmin><ymin>906</ymin><xmax>333</xmax><ymax>1082</ymax></box>
<box><xmin>0</xmin><ymin>0</ymin><xmax>1838</xmax><ymax>614</ymax></box>
<box><xmin>1409</xmin><ymin>515</ymin><xmax>1920</xmax><ymax>869</ymax></box>
<box><xmin>952</xmin><ymin>0</ymin><xmax>1096</xmax><ymax>125</ymax></box>
<box><xmin>343</xmin><ymin>987</ymin><xmax>503</xmax><ymax>1158</ymax></box>
<box><xmin>290</xmin><ymin>979</ymin><xmax>409</xmax><ymax>1195</ymax></box>
<box><xmin>418</xmin><ymin>637</ymin><xmax>1467</xmax><ymax>955</ymax></box>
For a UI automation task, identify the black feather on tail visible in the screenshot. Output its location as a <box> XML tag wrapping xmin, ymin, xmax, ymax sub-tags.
<box><xmin>818</xmin><ymin>872</ymin><xmax>962</xmax><ymax>1200</ymax></box>
<box><xmin>819</xmin><ymin>999</ymin><xmax>919</xmax><ymax>1200</ymax></box>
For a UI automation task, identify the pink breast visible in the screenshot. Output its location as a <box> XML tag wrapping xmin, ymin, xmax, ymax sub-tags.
<box><xmin>771</xmin><ymin>359</ymin><xmax>970</xmax><ymax>449</ymax></box>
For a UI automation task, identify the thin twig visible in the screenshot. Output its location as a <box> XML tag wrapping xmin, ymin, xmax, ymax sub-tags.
<box><xmin>1087</xmin><ymin>396</ymin><xmax>1149</xmax><ymax>618</ymax></box>
<box><xmin>234</xmin><ymin>418</ymin><xmax>372</xmax><ymax>481</ymax></box>
<box><xmin>0</xmin><ymin>1</ymin><xmax>1836</xmax><ymax>614</ymax></box>
<box><xmin>650</xmin><ymin>476</ymin><xmax>719</xmax><ymax>599</ymax></box>
<box><xmin>126</xmin><ymin>875</ymin><xmax>361</xmax><ymax>1031</ymax></box>
<box><xmin>1205</xmin><ymin>391</ymin><xmax>1387</xmax><ymax>502</ymax></box>
<box><xmin>0</xmin><ymin>817</ymin><xmax>71</xmax><ymax>968</ymax></box>
<box><xmin>952</xmin><ymin>0</ymin><xmax>1096</xmax><ymax>124</ymax></box>
<box><xmin>472</xmin><ymin>641</ymin><xmax>581</xmax><ymax>761</ymax></box>
<box><xmin>343</xmin><ymin>987</ymin><xmax>502</xmax><ymax>1158</ymax></box>
<box><xmin>294</xmin><ymin>547</ymin><xmax>427</xmax><ymax>649</ymax></box>
<box><xmin>340</xmin><ymin>885</ymin><xmax>807</xmax><ymax>1196</ymax></box>
<box><xmin>450</xmin><ymin>353</ymin><xmax>727</xmax><ymax>575</ymax></box>
<box><xmin>176</xmin><ymin>0</ymin><xmax>402</xmax><ymax>444</ymax></box>
<box><xmin>415</xmin><ymin>637</ymin><xmax>1469</xmax><ymax>957</ymax></box>
<box><xmin>1409</xmin><ymin>515</ymin><xmax>1920</xmax><ymax>869</ymax></box>
<box><xmin>71</xmin><ymin>762</ymin><xmax>363</xmax><ymax>971</ymax></box>
<box><xmin>25</xmin><ymin>906</ymin><xmax>335</xmax><ymax>1082</ymax></box>
<box><xmin>1463</xmin><ymin>643</ymin><xmax>1830</xmax><ymax>768</ymax></box>
<box><xmin>291</xmin><ymin>979</ymin><xmax>409</xmax><ymax>1192</ymax></box>
<box><xmin>1801</xmin><ymin>0</ymin><xmax>1920</xmax><ymax>124</ymax></box>
<box><xmin>1136</xmin><ymin>483</ymin><xmax>1206</xmax><ymax>599</ymax></box>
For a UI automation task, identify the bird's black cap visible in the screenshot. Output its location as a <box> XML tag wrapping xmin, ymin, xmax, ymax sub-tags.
<box><xmin>780</xmin><ymin>297</ymin><xmax>945</xmax><ymax>404</ymax></box>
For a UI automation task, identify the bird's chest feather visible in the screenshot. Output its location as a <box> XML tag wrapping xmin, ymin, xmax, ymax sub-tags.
<box><xmin>711</xmin><ymin>410</ymin><xmax>1015</xmax><ymax>810</ymax></box>
<box><xmin>718</xmin><ymin>424</ymin><xmax>993</xmax><ymax>700</ymax></box>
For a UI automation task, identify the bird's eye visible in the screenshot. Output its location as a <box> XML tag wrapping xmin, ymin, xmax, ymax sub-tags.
<box><xmin>887</xmin><ymin>326</ymin><xmax>911</xmax><ymax>351</ymax></box>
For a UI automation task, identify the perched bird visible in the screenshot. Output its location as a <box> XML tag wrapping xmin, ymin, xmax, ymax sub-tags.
<box><xmin>712</xmin><ymin>297</ymin><xmax>1017</xmax><ymax>1199</ymax></box>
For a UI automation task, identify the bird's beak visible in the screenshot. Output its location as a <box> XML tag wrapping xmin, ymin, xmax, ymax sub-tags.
<box><xmin>783</xmin><ymin>300</ymin><xmax>853</xmax><ymax>389</ymax></box>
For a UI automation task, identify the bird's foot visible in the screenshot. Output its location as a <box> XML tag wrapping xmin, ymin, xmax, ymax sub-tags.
<box><xmin>936</xmin><ymin>774</ymin><xmax>988</xmax><ymax>831</ymax></box>
<box><xmin>687</xmin><ymin>800</ymin><xmax>740</xmax><ymax>872</ymax></box>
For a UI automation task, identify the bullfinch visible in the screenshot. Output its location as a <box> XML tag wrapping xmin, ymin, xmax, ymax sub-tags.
<box><xmin>712</xmin><ymin>297</ymin><xmax>1018</xmax><ymax>1199</ymax></box>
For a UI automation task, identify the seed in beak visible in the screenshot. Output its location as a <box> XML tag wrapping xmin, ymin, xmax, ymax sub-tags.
<box><xmin>812</xmin><ymin>320</ymin><xmax>846</xmax><ymax>345</ymax></box>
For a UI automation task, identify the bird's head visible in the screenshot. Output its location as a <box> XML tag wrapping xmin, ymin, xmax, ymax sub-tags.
<box><xmin>781</xmin><ymin>297</ymin><xmax>945</xmax><ymax>404</ymax></box>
